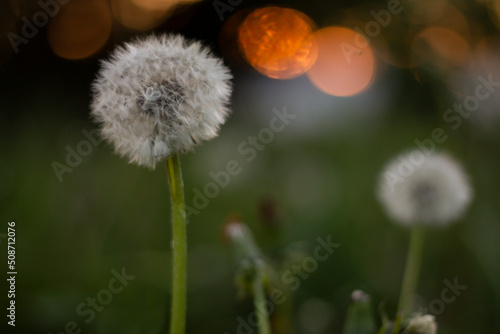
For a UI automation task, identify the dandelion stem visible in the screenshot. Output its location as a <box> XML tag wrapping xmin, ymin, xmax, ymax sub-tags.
<box><xmin>253</xmin><ymin>268</ymin><xmax>272</xmax><ymax>334</ymax></box>
<box><xmin>166</xmin><ymin>154</ymin><xmax>187</xmax><ymax>334</ymax></box>
<box><xmin>397</xmin><ymin>226</ymin><xmax>425</xmax><ymax>321</ymax></box>
<box><xmin>390</xmin><ymin>311</ymin><xmax>402</xmax><ymax>334</ymax></box>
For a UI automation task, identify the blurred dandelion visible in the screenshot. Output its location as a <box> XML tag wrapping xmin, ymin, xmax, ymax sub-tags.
<box><xmin>377</xmin><ymin>150</ymin><xmax>473</xmax><ymax>226</ymax></box>
<box><xmin>224</xmin><ymin>219</ymin><xmax>272</xmax><ymax>334</ymax></box>
<box><xmin>376</xmin><ymin>150</ymin><xmax>473</xmax><ymax>324</ymax></box>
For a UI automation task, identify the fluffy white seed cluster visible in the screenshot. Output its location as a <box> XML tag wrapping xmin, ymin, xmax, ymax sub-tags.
<box><xmin>377</xmin><ymin>150</ymin><xmax>473</xmax><ymax>227</ymax></box>
<box><xmin>91</xmin><ymin>34</ymin><xmax>232</xmax><ymax>168</ymax></box>
<box><xmin>405</xmin><ymin>314</ymin><xmax>437</xmax><ymax>334</ymax></box>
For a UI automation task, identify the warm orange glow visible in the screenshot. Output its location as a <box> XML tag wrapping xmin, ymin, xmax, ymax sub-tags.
<box><xmin>436</xmin><ymin>5</ymin><xmax>470</xmax><ymax>40</ymax></box>
<box><xmin>238</xmin><ymin>7</ymin><xmax>318</xmax><ymax>79</ymax></box>
<box><xmin>111</xmin><ymin>0</ymin><xmax>172</xmax><ymax>31</ymax></box>
<box><xmin>130</xmin><ymin>0</ymin><xmax>199</xmax><ymax>11</ymax></box>
<box><xmin>306</xmin><ymin>27</ymin><xmax>376</xmax><ymax>97</ymax></box>
<box><xmin>47</xmin><ymin>0</ymin><xmax>112</xmax><ymax>60</ymax></box>
<box><xmin>412</xmin><ymin>27</ymin><xmax>470</xmax><ymax>67</ymax></box>
<box><xmin>475</xmin><ymin>36</ymin><xmax>500</xmax><ymax>66</ymax></box>
<box><xmin>405</xmin><ymin>0</ymin><xmax>449</xmax><ymax>25</ymax></box>
<box><xmin>406</xmin><ymin>1</ymin><xmax>470</xmax><ymax>40</ymax></box>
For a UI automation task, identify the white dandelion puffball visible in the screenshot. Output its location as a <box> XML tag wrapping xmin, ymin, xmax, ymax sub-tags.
<box><xmin>377</xmin><ymin>150</ymin><xmax>473</xmax><ymax>226</ymax></box>
<box><xmin>91</xmin><ymin>34</ymin><xmax>232</xmax><ymax>168</ymax></box>
<box><xmin>405</xmin><ymin>314</ymin><xmax>437</xmax><ymax>334</ymax></box>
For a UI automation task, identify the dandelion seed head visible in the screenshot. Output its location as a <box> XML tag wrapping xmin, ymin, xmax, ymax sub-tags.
<box><xmin>377</xmin><ymin>150</ymin><xmax>473</xmax><ymax>227</ymax></box>
<box><xmin>91</xmin><ymin>34</ymin><xmax>232</xmax><ymax>168</ymax></box>
<box><xmin>406</xmin><ymin>314</ymin><xmax>437</xmax><ymax>334</ymax></box>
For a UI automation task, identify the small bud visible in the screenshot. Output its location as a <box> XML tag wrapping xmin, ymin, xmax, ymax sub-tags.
<box><xmin>224</xmin><ymin>220</ymin><xmax>263</xmax><ymax>263</ymax></box>
<box><xmin>342</xmin><ymin>290</ymin><xmax>376</xmax><ymax>334</ymax></box>
<box><xmin>351</xmin><ymin>289</ymin><xmax>370</xmax><ymax>303</ymax></box>
<box><xmin>224</xmin><ymin>219</ymin><xmax>270</xmax><ymax>298</ymax></box>
<box><xmin>258</xmin><ymin>197</ymin><xmax>282</xmax><ymax>228</ymax></box>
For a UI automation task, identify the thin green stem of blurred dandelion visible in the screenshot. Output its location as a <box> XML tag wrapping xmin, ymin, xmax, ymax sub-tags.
<box><xmin>390</xmin><ymin>311</ymin><xmax>403</xmax><ymax>334</ymax></box>
<box><xmin>397</xmin><ymin>226</ymin><xmax>425</xmax><ymax>321</ymax></box>
<box><xmin>253</xmin><ymin>269</ymin><xmax>272</xmax><ymax>334</ymax></box>
<box><xmin>227</xmin><ymin>221</ymin><xmax>272</xmax><ymax>334</ymax></box>
<box><xmin>166</xmin><ymin>154</ymin><xmax>187</xmax><ymax>334</ymax></box>
<box><xmin>377</xmin><ymin>302</ymin><xmax>390</xmax><ymax>334</ymax></box>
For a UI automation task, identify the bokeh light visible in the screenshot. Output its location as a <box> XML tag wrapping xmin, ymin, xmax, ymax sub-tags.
<box><xmin>238</xmin><ymin>7</ymin><xmax>318</xmax><ymax>79</ymax></box>
<box><xmin>341</xmin><ymin>4</ymin><xmax>411</xmax><ymax>68</ymax></box>
<box><xmin>464</xmin><ymin>36</ymin><xmax>500</xmax><ymax>127</ymax></box>
<box><xmin>110</xmin><ymin>0</ymin><xmax>172</xmax><ymax>31</ymax></box>
<box><xmin>406</xmin><ymin>0</ymin><xmax>472</xmax><ymax>67</ymax></box>
<box><xmin>432</xmin><ymin>4</ymin><xmax>470</xmax><ymax>39</ymax></box>
<box><xmin>47</xmin><ymin>0</ymin><xmax>112</xmax><ymax>60</ymax></box>
<box><xmin>306</xmin><ymin>26</ymin><xmax>376</xmax><ymax>97</ymax></box>
<box><xmin>406</xmin><ymin>0</ymin><xmax>471</xmax><ymax>38</ymax></box>
<box><xmin>405</xmin><ymin>0</ymin><xmax>450</xmax><ymax>26</ymax></box>
<box><xmin>474</xmin><ymin>36</ymin><xmax>500</xmax><ymax>70</ymax></box>
<box><xmin>411</xmin><ymin>27</ymin><xmax>470</xmax><ymax>68</ymax></box>
<box><xmin>490</xmin><ymin>0</ymin><xmax>500</xmax><ymax>30</ymax></box>
<box><xmin>130</xmin><ymin>0</ymin><xmax>199</xmax><ymax>11</ymax></box>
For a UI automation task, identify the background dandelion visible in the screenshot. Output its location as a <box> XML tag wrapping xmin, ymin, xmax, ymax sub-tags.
<box><xmin>377</xmin><ymin>150</ymin><xmax>473</xmax><ymax>325</ymax></box>
<box><xmin>377</xmin><ymin>151</ymin><xmax>473</xmax><ymax>226</ymax></box>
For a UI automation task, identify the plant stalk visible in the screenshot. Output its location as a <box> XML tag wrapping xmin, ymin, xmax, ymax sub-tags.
<box><xmin>397</xmin><ymin>226</ymin><xmax>425</xmax><ymax>321</ymax></box>
<box><xmin>166</xmin><ymin>154</ymin><xmax>187</xmax><ymax>334</ymax></box>
<box><xmin>253</xmin><ymin>269</ymin><xmax>272</xmax><ymax>334</ymax></box>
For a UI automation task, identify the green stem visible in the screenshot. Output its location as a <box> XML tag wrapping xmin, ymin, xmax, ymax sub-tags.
<box><xmin>397</xmin><ymin>226</ymin><xmax>425</xmax><ymax>321</ymax></box>
<box><xmin>166</xmin><ymin>154</ymin><xmax>187</xmax><ymax>334</ymax></box>
<box><xmin>253</xmin><ymin>270</ymin><xmax>272</xmax><ymax>334</ymax></box>
<box><xmin>390</xmin><ymin>311</ymin><xmax>402</xmax><ymax>334</ymax></box>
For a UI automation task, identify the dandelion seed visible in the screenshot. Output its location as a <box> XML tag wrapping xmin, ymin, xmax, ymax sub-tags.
<box><xmin>377</xmin><ymin>151</ymin><xmax>473</xmax><ymax>226</ymax></box>
<box><xmin>91</xmin><ymin>34</ymin><xmax>232</xmax><ymax>168</ymax></box>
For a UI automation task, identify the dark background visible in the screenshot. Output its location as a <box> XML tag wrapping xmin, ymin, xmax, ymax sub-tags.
<box><xmin>1</xmin><ymin>0</ymin><xmax>500</xmax><ymax>333</ymax></box>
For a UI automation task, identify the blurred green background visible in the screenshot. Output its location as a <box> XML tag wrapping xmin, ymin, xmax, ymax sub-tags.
<box><xmin>1</xmin><ymin>0</ymin><xmax>500</xmax><ymax>333</ymax></box>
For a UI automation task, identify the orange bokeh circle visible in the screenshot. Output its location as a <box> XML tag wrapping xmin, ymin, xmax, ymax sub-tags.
<box><xmin>48</xmin><ymin>0</ymin><xmax>112</xmax><ymax>60</ymax></box>
<box><xmin>111</xmin><ymin>0</ymin><xmax>177</xmax><ymax>31</ymax></box>
<box><xmin>412</xmin><ymin>27</ymin><xmax>470</xmax><ymax>67</ymax></box>
<box><xmin>238</xmin><ymin>7</ymin><xmax>318</xmax><ymax>79</ymax></box>
<box><xmin>306</xmin><ymin>26</ymin><xmax>376</xmax><ymax>97</ymax></box>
